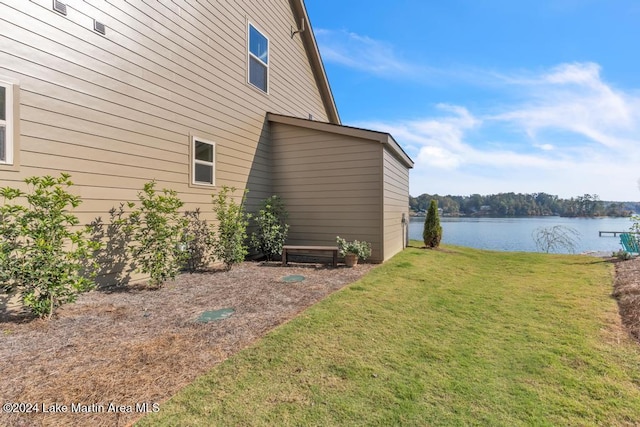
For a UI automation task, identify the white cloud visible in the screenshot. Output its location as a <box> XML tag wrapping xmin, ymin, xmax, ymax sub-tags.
<box><xmin>362</xmin><ymin>104</ymin><xmax>565</xmax><ymax>172</ymax></box>
<box><xmin>417</xmin><ymin>146</ymin><xmax>462</xmax><ymax>169</ymax></box>
<box><xmin>493</xmin><ymin>62</ymin><xmax>637</xmax><ymax>149</ymax></box>
<box><xmin>314</xmin><ymin>29</ymin><xmax>420</xmax><ymax>78</ymax></box>
<box><xmin>535</xmin><ymin>143</ymin><xmax>555</xmax><ymax>151</ymax></box>
<box><xmin>354</xmin><ymin>62</ymin><xmax>640</xmax><ymax>200</ymax></box>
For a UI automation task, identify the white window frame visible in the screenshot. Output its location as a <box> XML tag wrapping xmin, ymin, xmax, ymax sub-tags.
<box><xmin>247</xmin><ymin>22</ymin><xmax>269</xmax><ymax>93</ymax></box>
<box><xmin>192</xmin><ymin>136</ymin><xmax>215</xmax><ymax>186</ymax></box>
<box><xmin>0</xmin><ymin>80</ymin><xmax>14</xmax><ymax>165</ymax></box>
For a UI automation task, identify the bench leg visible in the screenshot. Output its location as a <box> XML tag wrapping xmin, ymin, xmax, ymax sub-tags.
<box><xmin>332</xmin><ymin>250</ymin><xmax>337</xmax><ymax>267</ymax></box>
<box><xmin>282</xmin><ymin>248</ymin><xmax>287</xmax><ymax>266</ymax></box>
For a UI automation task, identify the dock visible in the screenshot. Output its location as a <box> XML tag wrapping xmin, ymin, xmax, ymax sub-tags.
<box><xmin>599</xmin><ymin>231</ymin><xmax>633</xmax><ymax>237</ymax></box>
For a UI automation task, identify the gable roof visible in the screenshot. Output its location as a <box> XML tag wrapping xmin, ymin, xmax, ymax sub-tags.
<box><xmin>267</xmin><ymin>113</ymin><xmax>414</xmax><ymax>169</ymax></box>
<box><xmin>290</xmin><ymin>0</ymin><xmax>341</xmax><ymax>125</ymax></box>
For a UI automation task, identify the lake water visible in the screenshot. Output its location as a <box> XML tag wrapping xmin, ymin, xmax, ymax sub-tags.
<box><xmin>409</xmin><ymin>216</ymin><xmax>635</xmax><ymax>254</ymax></box>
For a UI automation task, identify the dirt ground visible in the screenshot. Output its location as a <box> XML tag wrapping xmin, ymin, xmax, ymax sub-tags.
<box><xmin>612</xmin><ymin>255</ymin><xmax>640</xmax><ymax>342</ymax></box>
<box><xmin>1</xmin><ymin>255</ymin><xmax>639</xmax><ymax>427</ymax></box>
<box><xmin>0</xmin><ymin>261</ymin><xmax>374</xmax><ymax>427</ymax></box>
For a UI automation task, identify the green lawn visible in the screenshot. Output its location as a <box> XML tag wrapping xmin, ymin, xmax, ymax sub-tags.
<box><xmin>138</xmin><ymin>244</ymin><xmax>640</xmax><ymax>426</ymax></box>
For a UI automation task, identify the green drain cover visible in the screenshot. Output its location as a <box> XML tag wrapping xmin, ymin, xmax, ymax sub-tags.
<box><xmin>282</xmin><ymin>275</ymin><xmax>305</xmax><ymax>283</ymax></box>
<box><xmin>197</xmin><ymin>308</ymin><xmax>235</xmax><ymax>323</ymax></box>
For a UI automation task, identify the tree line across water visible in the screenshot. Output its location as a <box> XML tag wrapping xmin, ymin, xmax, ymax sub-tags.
<box><xmin>410</xmin><ymin>192</ymin><xmax>640</xmax><ymax>217</ymax></box>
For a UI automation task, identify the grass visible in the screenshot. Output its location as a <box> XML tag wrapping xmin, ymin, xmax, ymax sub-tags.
<box><xmin>137</xmin><ymin>244</ymin><xmax>640</xmax><ymax>426</ymax></box>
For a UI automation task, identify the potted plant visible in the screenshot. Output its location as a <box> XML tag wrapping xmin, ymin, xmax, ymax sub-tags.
<box><xmin>336</xmin><ymin>236</ymin><xmax>372</xmax><ymax>267</ymax></box>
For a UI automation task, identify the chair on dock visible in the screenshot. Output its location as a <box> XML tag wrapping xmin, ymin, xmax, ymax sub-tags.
<box><xmin>620</xmin><ymin>233</ymin><xmax>640</xmax><ymax>256</ymax></box>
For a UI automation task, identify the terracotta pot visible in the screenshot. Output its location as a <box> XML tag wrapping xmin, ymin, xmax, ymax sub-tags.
<box><xmin>344</xmin><ymin>253</ymin><xmax>358</xmax><ymax>267</ymax></box>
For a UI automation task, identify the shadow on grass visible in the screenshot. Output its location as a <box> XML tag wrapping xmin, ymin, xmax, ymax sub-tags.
<box><xmin>406</xmin><ymin>244</ymin><xmax>462</xmax><ymax>255</ymax></box>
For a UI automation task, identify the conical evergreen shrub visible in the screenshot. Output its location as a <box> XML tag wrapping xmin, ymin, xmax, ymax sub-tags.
<box><xmin>423</xmin><ymin>199</ymin><xmax>443</xmax><ymax>248</ymax></box>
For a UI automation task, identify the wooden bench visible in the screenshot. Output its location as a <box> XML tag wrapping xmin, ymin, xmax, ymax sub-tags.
<box><xmin>282</xmin><ymin>245</ymin><xmax>339</xmax><ymax>267</ymax></box>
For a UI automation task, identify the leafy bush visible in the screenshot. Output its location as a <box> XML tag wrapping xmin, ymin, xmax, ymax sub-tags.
<box><xmin>423</xmin><ymin>199</ymin><xmax>442</xmax><ymax>248</ymax></box>
<box><xmin>182</xmin><ymin>209</ymin><xmax>213</xmax><ymax>272</ymax></box>
<box><xmin>251</xmin><ymin>195</ymin><xmax>289</xmax><ymax>261</ymax></box>
<box><xmin>532</xmin><ymin>225</ymin><xmax>580</xmax><ymax>253</ymax></box>
<box><xmin>125</xmin><ymin>181</ymin><xmax>188</xmax><ymax>286</ymax></box>
<box><xmin>0</xmin><ymin>174</ymin><xmax>100</xmax><ymax>318</ymax></box>
<box><xmin>631</xmin><ymin>215</ymin><xmax>640</xmax><ymax>234</ymax></box>
<box><xmin>336</xmin><ymin>236</ymin><xmax>372</xmax><ymax>260</ymax></box>
<box><xmin>211</xmin><ymin>187</ymin><xmax>249</xmax><ymax>270</ymax></box>
<box><xmin>613</xmin><ymin>249</ymin><xmax>632</xmax><ymax>261</ymax></box>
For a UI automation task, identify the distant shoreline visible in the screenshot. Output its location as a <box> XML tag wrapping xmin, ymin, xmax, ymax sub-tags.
<box><xmin>410</xmin><ymin>212</ymin><xmax>634</xmax><ymax>219</ymax></box>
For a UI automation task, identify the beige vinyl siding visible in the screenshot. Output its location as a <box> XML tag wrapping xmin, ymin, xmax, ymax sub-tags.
<box><xmin>0</xmin><ymin>0</ymin><xmax>329</xmax><ymax>212</ymax></box>
<box><xmin>0</xmin><ymin>0</ymin><xmax>332</xmax><ymax>283</ymax></box>
<box><xmin>271</xmin><ymin>122</ymin><xmax>384</xmax><ymax>262</ymax></box>
<box><xmin>383</xmin><ymin>148</ymin><xmax>410</xmax><ymax>261</ymax></box>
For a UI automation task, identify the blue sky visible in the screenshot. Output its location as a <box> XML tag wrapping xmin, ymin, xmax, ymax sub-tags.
<box><xmin>304</xmin><ymin>0</ymin><xmax>640</xmax><ymax>201</ymax></box>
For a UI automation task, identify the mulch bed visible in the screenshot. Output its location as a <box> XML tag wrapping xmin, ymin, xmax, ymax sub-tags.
<box><xmin>0</xmin><ymin>261</ymin><xmax>374</xmax><ymax>427</ymax></box>
<box><xmin>2</xmin><ymin>256</ymin><xmax>640</xmax><ymax>427</ymax></box>
<box><xmin>612</xmin><ymin>256</ymin><xmax>640</xmax><ymax>341</ymax></box>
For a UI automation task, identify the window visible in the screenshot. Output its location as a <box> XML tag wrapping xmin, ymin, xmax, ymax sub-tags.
<box><xmin>248</xmin><ymin>23</ymin><xmax>269</xmax><ymax>92</ymax></box>
<box><xmin>192</xmin><ymin>137</ymin><xmax>215</xmax><ymax>186</ymax></box>
<box><xmin>0</xmin><ymin>81</ymin><xmax>13</xmax><ymax>165</ymax></box>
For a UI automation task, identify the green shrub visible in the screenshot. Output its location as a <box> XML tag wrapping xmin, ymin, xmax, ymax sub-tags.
<box><xmin>212</xmin><ymin>187</ymin><xmax>249</xmax><ymax>270</ymax></box>
<box><xmin>631</xmin><ymin>215</ymin><xmax>640</xmax><ymax>234</ymax></box>
<box><xmin>613</xmin><ymin>249</ymin><xmax>632</xmax><ymax>261</ymax></box>
<box><xmin>251</xmin><ymin>195</ymin><xmax>289</xmax><ymax>261</ymax></box>
<box><xmin>336</xmin><ymin>236</ymin><xmax>372</xmax><ymax>260</ymax></box>
<box><xmin>423</xmin><ymin>199</ymin><xmax>443</xmax><ymax>248</ymax></box>
<box><xmin>0</xmin><ymin>174</ymin><xmax>100</xmax><ymax>318</ymax></box>
<box><xmin>125</xmin><ymin>181</ymin><xmax>188</xmax><ymax>287</ymax></box>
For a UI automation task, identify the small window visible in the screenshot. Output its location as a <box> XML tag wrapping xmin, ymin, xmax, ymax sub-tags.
<box><xmin>0</xmin><ymin>81</ymin><xmax>13</xmax><ymax>165</ymax></box>
<box><xmin>248</xmin><ymin>23</ymin><xmax>269</xmax><ymax>92</ymax></box>
<box><xmin>192</xmin><ymin>137</ymin><xmax>215</xmax><ymax>186</ymax></box>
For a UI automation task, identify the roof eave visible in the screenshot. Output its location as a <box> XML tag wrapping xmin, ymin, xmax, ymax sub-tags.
<box><xmin>290</xmin><ymin>0</ymin><xmax>341</xmax><ymax>124</ymax></box>
<box><xmin>383</xmin><ymin>134</ymin><xmax>415</xmax><ymax>169</ymax></box>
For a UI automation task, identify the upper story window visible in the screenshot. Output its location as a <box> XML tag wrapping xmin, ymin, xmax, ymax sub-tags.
<box><xmin>0</xmin><ymin>80</ymin><xmax>14</xmax><ymax>164</ymax></box>
<box><xmin>248</xmin><ymin>23</ymin><xmax>269</xmax><ymax>93</ymax></box>
<box><xmin>192</xmin><ymin>136</ymin><xmax>215</xmax><ymax>186</ymax></box>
